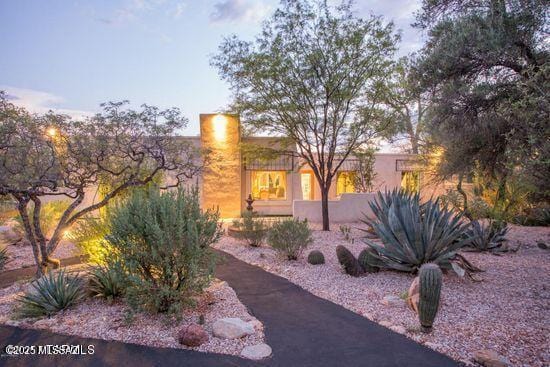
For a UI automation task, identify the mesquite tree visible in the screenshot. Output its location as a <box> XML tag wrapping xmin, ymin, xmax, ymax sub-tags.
<box><xmin>213</xmin><ymin>0</ymin><xmax>398</xmax><ymax>230</ymax></box>
<box><xmin>0</xmin><ymin>92</ymin><xmax>204</xmax><ymax>275</ymax></box>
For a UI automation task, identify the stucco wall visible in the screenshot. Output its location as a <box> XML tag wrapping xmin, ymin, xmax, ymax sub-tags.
<box><xmin>293</xmin><ymin>193</ymin><xmax>376</xmax><ymax>223</ymax></box>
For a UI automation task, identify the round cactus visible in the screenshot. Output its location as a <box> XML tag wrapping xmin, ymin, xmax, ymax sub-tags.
<box><xmin>418</xmin><ymin>263</ymin><xmax>443</xmax><ymax>332</ymax></box>
<box><xmin>358</xmin><ymin>248</ymin><xmax>379</xmax><ymax>273</ymax></box>
<box><xmin>336</xmin><ymin>245</ymin><xmax>363</xmax><ymax>276</ymax></box>
<box><xmin>307</xmin><ymin>250</ymin><xmax>325</xmax><ymax>265</ymax></box>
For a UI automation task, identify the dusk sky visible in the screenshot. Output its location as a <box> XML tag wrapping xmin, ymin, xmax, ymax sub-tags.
<box><xmin>0</xmin><ymin>0</ymin><xmax>424</xmax><ymax>135</ymax></box>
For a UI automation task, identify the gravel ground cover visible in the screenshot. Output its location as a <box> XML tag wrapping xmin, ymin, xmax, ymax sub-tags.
<box><xmin>2</xmin><ymin>240</ymin><xmax>78</xmax><ymax>271</ymax></box>
<box><xmin>214</xmin><ymin>223</ymin><xmax>550</xmax><ymax>366</ymax></box>
<box><xmin>0</xmin><ymin>275</ymin><xmax>265</xmax><ymax>357</ymax></box>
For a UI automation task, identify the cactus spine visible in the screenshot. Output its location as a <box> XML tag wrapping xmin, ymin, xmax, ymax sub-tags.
<box><xmin>418</xmin><ymin>263</ymin><xmax>442</xmax><ymax>332</ymax></box>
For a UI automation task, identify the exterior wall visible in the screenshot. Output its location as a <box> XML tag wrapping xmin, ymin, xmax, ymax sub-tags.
<box><xmin>293</xmin><ymin>193</ymin><xmax>375</xmax><ymax>223</ymax></box>
<box><xmin>200</xmin><ymin>114</ymin><xmax>242</xmax><ymax>218</ymax></box>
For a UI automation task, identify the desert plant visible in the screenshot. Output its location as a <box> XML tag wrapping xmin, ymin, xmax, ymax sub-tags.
<box><xmin>357</xmin><ymin>248</ymin><xmax>380</xmax><ymax>273</ymax></box>
<box><xmin>336</xmin><ymin>245</ymin><xmax>363</xmax><ymax>276</ymax></box>
<box><xmin>16</xmin><ymin>270</ymin><xmax>84</xmax><ymax>318</ymax></box>
<box><xmin>307</xmin><ymin>250</ymin><xmax>325</xmax><ymax>265</ymax></box>
<box><xmin>513</xmin><ymin>206</ymin><xmax>550</xmax><ymax>226</ymax></box>
<box><xmin>69</xmin><ymin>215</ymin><xmax>112</xmax><ymax>265</ymax></box>
<box><xmin>87</xmin><ymin>265</ymin><xmax>123</xmax><ymax>301</ymax></box>
<box><xmin>464</xmin><ymin>220</ymin><xmax>511</xmax><ymax>253</ymax></box>
<box><xmin>339</xmin><ymin>225</ymin><xmax>354</xmax><ymax>243</ymax></box>
<box><xmin>104</xmin><ymin>186</ymin><xmax>222</xmax><ymax>314</ymax></box>
<box><xmin>234</xmin><ymin>211</ymin><xmax>268</xmax><ymax>247</ymax></box>
<box><xmin>267</xmin><ymin>218</ymin><xmax>312</xmax><ymax>260</ymax></box>
<box><xmin>417</xmin><ymin>263</ymin><xmax>442</xmax><ymax>332</ymax></box>
<box><xmin>0</xmin><ymin>246</ymin><xmax>9</xmax><ymax>271</ymax></box>
<box><xmin>363</xmin><ymin>190</ymin><xmax>480</xmax><ymax>277</ymax></box>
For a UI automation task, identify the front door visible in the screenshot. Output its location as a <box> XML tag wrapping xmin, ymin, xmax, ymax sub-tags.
<box><xmin>301</xmin><ymin>172</ymin><xmax>314</xmax><ymax>200</ymax></box>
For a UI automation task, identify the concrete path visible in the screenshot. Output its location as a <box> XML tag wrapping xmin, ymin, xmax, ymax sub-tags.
<box><xmin>0</xmin><ymin>251</ymin><xmax>457</xmax><ymax>367</ymax></box>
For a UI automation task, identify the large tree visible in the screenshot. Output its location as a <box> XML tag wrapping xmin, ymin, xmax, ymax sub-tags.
<box><xmin>416</xmin><ymin>0</ymin><xmax>549</xmax><ymax>203</ymax></box>
<box><xmin>0</xmin><ymin>92</ymin><xmax>203</xmax><ymax>275</ymax></box>
<box><xmin>212</xmin><ymin>0</ymin><xmax>398</xmax><ymax>230</ymax></box>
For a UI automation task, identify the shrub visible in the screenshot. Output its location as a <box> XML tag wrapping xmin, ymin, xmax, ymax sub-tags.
<box><xmin>0</xmin><ymin>246</ymin><xmax>9</xmax><ymax>271</ymax></box>
<box><xmin>464</xmin><ymin>220</ymin><xmax>511</xmax><ymax>253</ymax></box>
<box><xmin>234</xmin><ymin>211</ymin><xmax>268</xmax><ymax>247</ymax></box>
<box><xmin>513</xmin><ymin>206</ymin><xmax>550</xmax><ymax>226</ymax></box>
<box><xmin>336</xmin><ymin>245</ymin><xmax>363</xmax><ymax>276</ymax></box>
<box><xmin>417</xmin><ymin>263</ymin><xmax>442</xmax><ymax>332</ymax></box>
<box><xmin>87</xmin><ymin>265</ymin><xmax>123</xmax><ymax>301</ymax></box>
<box><xmin>267</xmin><ymin>218</ymin><xmax>312</xmax><ymax>260</ymax></box>
<box><xmin>307</xmin><ymin>250</ymin><xmax>325</xmax><ymax>265</ymax></box>
<box><xmin>339</xmin><ymin>225</ymin><xmax>354</xmax><ymax>243</ymax></box>
<box><xmin>363</xmin><ymin>190</ymin><xmax>480</xmax><ymax>277</ymax></box>
<box><xmin>104</xmin><ymin>186</ymin><xmax>222</xmax><ymax>314</ymax></box>
<box><xmin>16</xmin><ymin>270</ymin><xmax>84</xmax><ymax>318</ymax></box>
<box><xmin>69</xmin><ymin>216</ymin><xmax>112</xmax><ymax>265</ymax></box>
<box><xmin>357</xmin><ymin>248</ymin><xmax>379</xmax><ymax>273</ymax></box>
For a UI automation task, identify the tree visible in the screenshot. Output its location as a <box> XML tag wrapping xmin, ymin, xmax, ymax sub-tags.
<box><xmin>352</xmin><ymin>146</ymin><xmax>378</xmax><ymax>192</ymax></box>
<box><xmin>0</xmin><ymin>92</ymin><xmax>204</xmax><ymax>275</ymax></box>
<box><xmin>212</xmin><ymin>0</ymin><xmax>398</xmax><ymax>230</ymax></box>
<box><xmin>415</xmin><ymin>0</ymin><xmax>549</xmax><ymax>203</ymax></box>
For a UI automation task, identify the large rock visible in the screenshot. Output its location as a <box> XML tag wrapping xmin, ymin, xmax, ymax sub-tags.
<box><xmin>473</xmin><ymin>350</ymin><xmax>511</xmax><ymax>367</ymax></box>
<box><xmin>212</xmin><ymin>318</ymin><xmax>254</xmax><ymax>339</ymax></box>
<box><xmin>240</xmin><ymin>343</ymin><xmax>272</xmax><ymax>360</ymax></box>
<box><xmin>407</xmin><ymin>276</ymin><xmax>420</xmax><ymax>314</ymax></box>
<box><xmin>177</xmin><ymin>324</ymin><xmax>209</xmax><ymax>347</ymax></box>
<box><xmin>381</xmin><ymin>295</ymin><xmax>404</xmax><ymax>307</ymax></box>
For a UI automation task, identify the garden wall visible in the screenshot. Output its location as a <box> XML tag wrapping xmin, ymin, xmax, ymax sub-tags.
<box><xmin>292</xmin><ymin>193</ymin><xmax>375</xmax><ymax>223</ymax></box>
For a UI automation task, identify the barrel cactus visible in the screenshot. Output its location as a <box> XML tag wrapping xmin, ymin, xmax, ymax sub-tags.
<box><xmin>336</xmin><ymin>245</ymin><xmax>363</xmax><ymax>276</ymax></box>
<box><xmin>358</xmin><ymin>248</ymin><xmax>379</xmax><ymax>273</ymax></box>
<box><xmin>418</xmin><ymin>263</ymin><xmax>442</xmax><ymax>332</ymax></box>
<box><xmin>307</xmin><ymin>250</ymin><xmax>325</xmax><ymax>265</ymax></box>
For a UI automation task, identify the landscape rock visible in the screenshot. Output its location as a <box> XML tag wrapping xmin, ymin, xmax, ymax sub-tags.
<box><xmin>389</xmin><ymin>325</ymin><xmax>407</xmax><ymax>334</ymax></box>
<box><xmin>240</xmin><ymin>343</ymin><xmax>272</xmax><ymax>360</ymax></box>
<box><xmin>381</xmin><ymin>295</ymin><xmax>404</xmax><ymax>307</ymax></box>
<box><xmin>407</xmin><ymin>277</ymin><xmax>420</xmax><ymax>314</ymax></box>
<box><xmin>473</xmin><ymin>350</ymin><xmax>511</xmax><ymax>367</ymax></box>
<box><xmin>177</xmin><ymin>324</ymin><xmax>209</xmax><ymax>347</ymax></box>
<box><xmin>212</xmin><ymin>318</ymin><xmax>254</xmax><ymax>339</ymax></box>
<box><xmin>248</xmin><ymin>319</ymin><xmax>263</xmax><ymax>331</ymax></box>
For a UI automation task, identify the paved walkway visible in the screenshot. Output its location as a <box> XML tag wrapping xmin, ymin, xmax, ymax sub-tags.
<box><xmin>0</xmin><ymin>251</ymin><xmax>457</xmax><ymax>367</ymax></box>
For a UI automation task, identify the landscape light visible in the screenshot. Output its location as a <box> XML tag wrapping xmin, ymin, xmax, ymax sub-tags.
<box><xmin>212</xmin><ymin>114</ymin><xmax>228</xmax><ymax>141</ymax></box>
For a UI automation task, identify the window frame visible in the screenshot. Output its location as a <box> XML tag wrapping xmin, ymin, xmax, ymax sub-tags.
<box><xmin>250</xmin><ymin>170</ymin><xmax>288</xmax><ymax>201</ymax></box>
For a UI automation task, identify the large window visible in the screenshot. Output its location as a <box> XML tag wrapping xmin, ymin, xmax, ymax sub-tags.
<box><xmin>401</xmin><ymin>171</ymin><xmax>421</xmax><ymax>193</ymax></box>
<box><xmin>251</xmin><ymin>171</ymin><xmax>287</xmax><ymax>200</ymax></box>
<box><xmin>336</xmin><ymin>171</ymin><xmax>356</xmax><ymax>196</ymax></box>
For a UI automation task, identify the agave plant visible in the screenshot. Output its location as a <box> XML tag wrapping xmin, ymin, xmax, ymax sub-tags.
<box><xmin>464</xmin><ymin>220</ymin><xmax>511</xmax><ymax>253</ymax></box>
<box><xmin>363</xmin><ymin>190</ymin><xmax>481</xmax><ymax>277</ymax></box>
<box><xmin>87</xmin><ymin>265</ymin><xmax>124</xmax><ymax>301</ymax></box>
<box><xmin>16</xmin><ymin>270</ymin><xmax>85</xmax><ymax>318</ymax></box>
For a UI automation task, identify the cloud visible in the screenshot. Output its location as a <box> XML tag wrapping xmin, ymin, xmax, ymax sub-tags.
<box><xmin>173</xmin><ymin>2</ymin><xmax>186</xmax><ymax>18</ymax></box>
<box><xmin>210</xmin><ymin>0</ymin><xmax>272</xmax><ymax>24</ymax></box>
<box><xmin>1</xmin><ymin>86</ymin><xmax>93</xmax><ymax>120</ymax></box>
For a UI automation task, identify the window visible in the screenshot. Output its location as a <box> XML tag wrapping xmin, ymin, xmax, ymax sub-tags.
<box><xmin>251</xmin><ymin>171</ymin><xmax>287</xmax><ymax>200</ymax></box>
<box><xmin>301</xmin><ymin>172</ymin><xmax>313</xmax><ymax>200</ymax></box>
<box><xmin>401</xmin><ymin>171</ymin><xmax>421</xmax><ymax>193</ymax></box>
<box><xmin>336</xmin><ymin>171</ymin><xmax>356</xmax><ymax>196</ymax></box>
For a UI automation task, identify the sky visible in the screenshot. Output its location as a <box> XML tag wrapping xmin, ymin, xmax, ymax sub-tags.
<box><xmin>0</xmin><ymin>0</ymin><xmax>424</xmax><ymax>135</ymax></box>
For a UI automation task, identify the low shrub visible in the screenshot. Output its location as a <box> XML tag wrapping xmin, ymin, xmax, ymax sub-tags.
<box><xmin>357</xmin><ymin>248</ymin><xmax>379</xmax><ymax>273</ymax></box>
<box><xmin>336</xmin><ymin>245</ymin><xmax>363</xmax><ymax>276</ymax></box>
<box><xmin>104</xmin><ymin>186</ymin><xmax>222</xmax><ymax>314</ymax></box>
<box><xmin>339</xmin><ymin>225</ymin><xmax>354</xmax><ymax>243</ymax></box>
<box><xmin>307</xmin><ymin>250</ymin><xmax>325</xmax><ymax>265</ymax></box>
<box><xmin>464</xmin><ymin>220</ymin><xmax>511</xmax><ymax>253</ymax></box>
<box><xmin>233</xmin><ymin>211</ymin><xmax>268</xmax><ymax>247</ymax></box>
<box><xmin>0</xmin><ymin>246</ymin><xmax>9</xmax><ymax>271</ymax></box>
<box><xmin>267</xmin><ymin>218</ymin><xmax>312</xmax><ymax>260</ymax></box>
<box><xmin>16</xmin><ymin>270</ymin><xmax>84</xmax><ymax>318</ymax></box>
<box><xmin>87</xmin><ymin>265</ymin><xmax>123</xmax><ymax>301</ymax></box>
<box><xmin>512</xmin><ymin>206</ymin><xmax>550</xmax><ymax>226</ymax></box>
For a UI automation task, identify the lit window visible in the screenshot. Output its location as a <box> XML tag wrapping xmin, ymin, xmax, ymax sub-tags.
<box><xmin>336</xmin><ymin>171</ymin><xmax>356</xmax><ymax>196</ymax></box>
<box><xmin>251</xmin><ymin>171</ymin><xmax>287</xmax><ymax>200</ymax></box>
<box><xmin>401</xmin><ymin>171</ymin><xmax>421</xmax><ymax>193</ymax></box>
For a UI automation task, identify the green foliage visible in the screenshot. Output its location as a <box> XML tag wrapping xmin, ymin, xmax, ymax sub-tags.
<box><xmin>464</xmin><ymin>220</ymin><xmax>511</xmax><ymax>253</ymax></box>
<box><xmin>336</xmin><ymin>245</ymin><xmax>363</xmax><ymax>277</ymax></box>
<box><xmin>87</xmin><ymin>265</ymin><xmax>123</xmax><ymax>301</ymax></box>
<box><xmin>307</xmin><ymin>250</ymin><xmax>325</xmax><ymax>265</ymax></box>
<box><xmin>339</xmin><ymin>225</ymin><xmax>354</xmax><ymax>243</ymax></box>
<box><xmin>352</xmin><ymin>146</ymin><xmax>379</xmax><ymax>192</ymax></box>
<box><xmin>104</xmin><ymin>186</ymin><xmax>222</xmax><ymax>314</ymax></box>
<box><xmin>418</xmin><ymin>263</ymin><xmax>442</xmax><ymax>332</ymax></box>
<box><xmin>513</xmin><ymin>206</ymin><xmax>550</xmax><ymax>226</ymax></box>
<box><xmin>357</xmin><ymin>248</ymin><xmax>380</xmax><ymax>273</ymax></box>
<box><xmin>15</xmin><ymin>270</ymin><xmax>84</xmax><ymax>318</ymax></box>
<box><xmin>233</xmin><ymin>211</ymin><xmax>268</xmax><ymax>247</ymax></box>
<box><xmin>0</xmin><ymin>246</ymin><xmax>9</xmax><ymax>271</ymax></box>
<box><xmin>267</xmin><ymin>218</ymin><xmax>312</xmax><ymax>260</ymax></box>
<box><xmin>363</xmin><ymin>190</ymin><xmax>479</xmax><ymax>276</ymax></box>
<box><xmin>69</xmin><ymin>215</ymin><xmax>112</xmax><ymax>265</ymax></box>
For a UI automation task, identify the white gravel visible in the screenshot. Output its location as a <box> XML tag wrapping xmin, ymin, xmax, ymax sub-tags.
<box><xmin>214</xmin><ymin>223</ymin><xmax>550</xmax><ymax>366</ymax></box>
<box><xmin>2</xmin><ymin>240</ymin><xmax>79</xmax><ymax>271</ymax></box>
<box><xmin>0</xmin><ymin>277</ymin><xmax>265</xmax><ymax>357</ymax></box>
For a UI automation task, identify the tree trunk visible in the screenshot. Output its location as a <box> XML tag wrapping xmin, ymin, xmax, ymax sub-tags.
<box><xmin>456</xmin><ymin>174</ymin><xmax>471</xmax><ymax>220</ymax></box>
<box><xmin>321</xmin><ymin>187</ymin><xmax>330</xmax><ymax>231</ymax></box>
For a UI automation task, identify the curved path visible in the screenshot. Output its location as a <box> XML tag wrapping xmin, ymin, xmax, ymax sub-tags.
<box><xmin>0</xmin><ymin>251</ymin><xmax>457</xmax><ymax>367</ymax></box>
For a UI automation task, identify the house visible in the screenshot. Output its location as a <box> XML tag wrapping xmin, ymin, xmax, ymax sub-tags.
<box><xmin>196</xmin><ymin>114</ymin><xmax>445</xmax><ymax>222</ymax></box>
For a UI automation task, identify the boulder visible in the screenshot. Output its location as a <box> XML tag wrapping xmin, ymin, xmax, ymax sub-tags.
<box><xmin>407</xmin><ymin>277</ymin><xmax>420</xmax><ymax>314</ymax></box>
<box><xmin>381</xmin><ymin>295</ymin><xmax>404</xmax><ymax>307</ymax></box>
<box><xmin>177</xmin><ymin>324</ymin><xmax>209</xmax><ymax>347</ymax></box>
<box><xmin>473</xmin><ymin>350</ymin><xmax>511</xmax><ymax>367</ymax></box>
<box><xmin>240</xmin><ymin>343</ymin><xmax>272</xmax><ymax>360</ymax></box>
<box><xmin>212</xmin><ymin>318</ymin><xmax>254</xmax><ymax>339</ymax></box>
